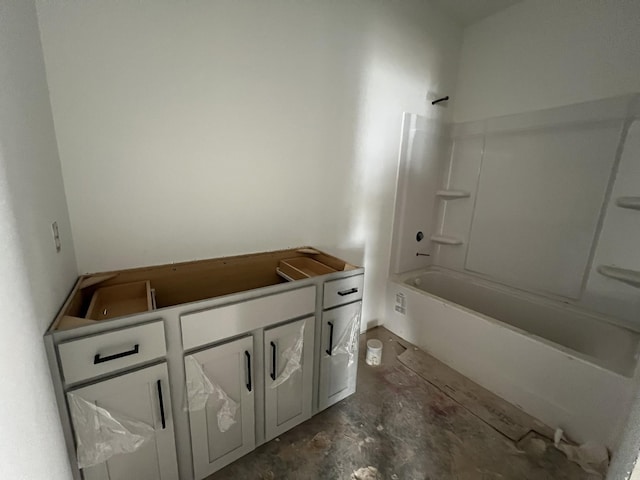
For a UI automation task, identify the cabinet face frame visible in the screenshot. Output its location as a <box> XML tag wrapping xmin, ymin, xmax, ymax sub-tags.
<box><xmin>67</xmin><ymin>363</ymin><xmax>179</xmax><ymax>480</ymax></box>
<box><xmin>186</xmin><ymin>335</ymin><xmax>255</xmax><ymax>480</ymax></box>
<box><xmin>263</xmin><ymin>315</ymin><xmax>316</xmax><ymax>441</ymax></box>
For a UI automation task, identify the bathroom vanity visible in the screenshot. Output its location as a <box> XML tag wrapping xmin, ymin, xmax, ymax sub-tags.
<box><xmin>44</xmin><ymin>247</ymin><xmax>364</xmax><ymax>480</ymax></box>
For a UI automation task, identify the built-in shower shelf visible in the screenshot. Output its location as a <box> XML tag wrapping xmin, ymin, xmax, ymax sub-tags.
<box><xmin>436</xmin><ymin>190</ymin><xmax>471</xmax><ymax>199</ymax></box>
<box><xmin>597</xmin><ymin>265</ymin><xmax>640</xmax><ymax>288</ymax></box>
<box><xmin>615</xmin><ymin>196</ymin><xmax>640</xmax><ymax>211</ymax></box>
<box><xmin>430</xmin><ymin>235</ymin><xmax>464</xmax><ymax>245</ymax></box>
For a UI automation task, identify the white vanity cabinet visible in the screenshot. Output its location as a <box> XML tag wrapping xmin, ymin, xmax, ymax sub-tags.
<box><xmin>45</xmin><ymin>248</ymin><xmax>364</xmax><ymax>480</ymax></box>
<box><xmin>186</xmin><ymin>336</ymin><xmax>255</xmax><ymax>479</ymax></box>
<box><xmin>264</xmin><ymin>316</ymin><xmax>315</xmax><ymax>441</ymax></box>
<box><xmin>67</xmin><ymin>363</ymin><xmax>179</xmax><ymax>480</ymax></box>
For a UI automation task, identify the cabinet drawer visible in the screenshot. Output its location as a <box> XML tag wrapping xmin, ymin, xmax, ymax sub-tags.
<box><xmin>323</xmin><ymin>275</ymin><xmax>364</xmax><ymax>309</ymax></box>
<box><xmin>58</xmin><ymin>321</ymin><xmax>166</xmax><ymax>385</ymax></box>
<box><xmin>181</xmin><ymin>286</ymin><xmax>316</xmax><ymax>351</ymax></box>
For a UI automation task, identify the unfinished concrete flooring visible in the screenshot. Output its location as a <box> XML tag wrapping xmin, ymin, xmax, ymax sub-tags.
<box><xmin>207</xmin><ymin>327</ymin><xmax>597</xmax><ymax>480</ymax></box>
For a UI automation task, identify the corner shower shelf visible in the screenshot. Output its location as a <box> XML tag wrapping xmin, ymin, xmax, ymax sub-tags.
<box><xmin>436</xmin><ymin>190</ymin><xmax>471</xmax><ymax>199</ymax></box>
<box><xmin>430</xmin><ymin>235</ymin><xmax>464</xmax><ymax>245</ymax></box>
<box><xmin>615</xmin><ymin>196</ymin><xmax>640</xmax><ymax>211</ymax></box>
<box><xmin>597</xmin><ymin>265</ymin><xmax>640</xmax><ymax>288</ymax></box>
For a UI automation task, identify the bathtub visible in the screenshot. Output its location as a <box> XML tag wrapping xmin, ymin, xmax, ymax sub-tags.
<box><xmin>385</xmin><ymin>267</ymin><xmax>640</xmax><ymax>448</ymax></box>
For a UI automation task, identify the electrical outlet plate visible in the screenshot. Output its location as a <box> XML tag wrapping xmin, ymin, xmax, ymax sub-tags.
<box><xmin>394</xmin><ymin>292</ymin><xmax>406</xmax><ymax>315</ymax></box>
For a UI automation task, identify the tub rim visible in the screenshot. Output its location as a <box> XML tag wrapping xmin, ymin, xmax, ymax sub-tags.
<box><xmin>390</xmin><ymin>266</ymin><xmax>639</xmax><ymax>378</ymax></box>
<box><xmin>394</xmin><ymin>265</ymin><xmax>640</xmax><ymax>335</ymax></box>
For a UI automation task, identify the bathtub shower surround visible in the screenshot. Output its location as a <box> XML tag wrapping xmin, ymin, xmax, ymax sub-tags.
<box><xmin>437</xmin><ymin>95</ymin><xmax>640</xmax><ymax>323</ymax></box>
<box><xmin>387</xmin><ymin>94</ymin><xmax>640</xmax><ymax>448</ymax></box>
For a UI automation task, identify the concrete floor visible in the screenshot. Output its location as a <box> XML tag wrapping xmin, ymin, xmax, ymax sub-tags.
<box><xmin>208</xmin><ymin>327</ymin><xmax>596</xmax><ymax>480</ymax></box>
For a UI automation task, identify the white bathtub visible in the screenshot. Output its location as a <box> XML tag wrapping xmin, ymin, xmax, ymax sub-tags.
<box><xmin>385</xmin><ymin>267</ymin><xmax>640</xmax><ymax>448</ymax></box>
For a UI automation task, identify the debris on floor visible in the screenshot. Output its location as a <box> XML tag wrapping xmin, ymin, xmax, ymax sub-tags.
<box><xmin>517</xmin><ymin>431</ymin><xmax>549</xmax><ymax>456</ymax></box>
<box><xmin>351</xmin><ymin>466</ymin><xmax>381</xmax><ymax>480</ymax></box>
<box><xmin>556</xmin><ymin>440</ymin><xmax>609</xmax><ymax>477</ymax></box>
<box><xmin>554</xmin><ymin>427</ymin><xmax>565</xmax><ymax>446</ymax></box>
<box><xmin>553</xmin><ymin>427</ymin><xmax>609</xmax><ymax>477</ymax></box>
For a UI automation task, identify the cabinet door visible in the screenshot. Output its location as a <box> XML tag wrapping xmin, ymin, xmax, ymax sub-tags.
<box><xmin>68</xmin><ymin>363</ymin><xmax>178</xmax><ymax>480</ymax></box>
<box><xmin>187</xmin><ymin>335</ymin><xmax>255</xmax><ymax>480</ymax></box>
<box><xmin>264</xmin><ymin>316</ymin><xmax>315</xmax><ymax>441</ymax></box>
<box><xmin>319</xmin><ymin>302</ymin><xmax>361</xmax><ymax>411</ymax></box>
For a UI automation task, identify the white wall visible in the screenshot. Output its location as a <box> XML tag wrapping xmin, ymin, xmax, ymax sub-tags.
<box><xmin>36</xmin><ymin>0</ymin><xmax>462</xmax><ymax>327</ymax></box>
<box><xmin>453</xmin><ymin>0</ymin><xmax>640</xmax><ymax>123</ymax></box>
<box><xmin>1</xmin><ymin>1</ymin><xmax>77</xmax><ymax>331</ymax></box>
<box><xmin>0</xmin><ymin>0</ymin><xmax>77</xmax><ymax>478</ymax></box>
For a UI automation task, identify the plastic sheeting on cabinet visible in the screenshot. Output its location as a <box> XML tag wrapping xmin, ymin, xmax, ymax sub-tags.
<box><xmin>331</xmin><ymin>309</ymin><xmax>360</xmax><ymax>367</ymax></box>
<box><xmin>184</xmin><ymin>355</ymin><xmax>238</xmax><ymax>433</ymax></box>
<box><xmin>68</xmin><ymin>393</ymin><xmax>154</xmax><ymax>468</ymax></box>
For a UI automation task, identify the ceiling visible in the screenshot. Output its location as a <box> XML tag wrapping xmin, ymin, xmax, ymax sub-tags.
<box><xmin>430</xmin><ymin>0</ymin><xmax>524</xmax><ymax>26</ymax></box>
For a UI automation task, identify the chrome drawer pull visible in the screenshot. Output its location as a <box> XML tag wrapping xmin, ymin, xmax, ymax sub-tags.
<box><xmin>93</xmin><ymin>344</ymin><xmax>140</xmax><ymax>364</ymax></box>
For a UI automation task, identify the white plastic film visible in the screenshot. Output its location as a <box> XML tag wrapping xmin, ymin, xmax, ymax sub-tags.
<box><xmin>557</xmin><ymin>441</ymin><xmax>609</xmax><ymax>477</ymax></box>
<box><xmin>184</xmin><ymin>355</ymin><xmax>215</xmax><ymax>412</ymax></box>
<box><xmin>210</xmin><ymin>383</ymin><xmax>239</xmax><ymax>433</ymax></box>
<box><xmin>270</xmin><ymin>324</ymin><xmax>305</xmax><ymax>389</ymax></box>
<box><xmin>184</xmin><ymin>355</ymin><xmax>238</xmax><ymax>433</ymax></box>
<box><xmin>68</xmin><ymin>393</ymin><xmax>154</xmax><ymax>469</ymax></box>
<box><xmin>332</xmin><ymin>310</ymin><xmax>360</xmax><ymax>366</ymax></box>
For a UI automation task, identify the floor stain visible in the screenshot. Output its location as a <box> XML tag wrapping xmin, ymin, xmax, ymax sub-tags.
<box><xmin>430</xmin><ymin>403</ymin><xmax>459</xmax><ymax>418</ymax></box>
<box><xmin>308</xmin><ymin>431</ymin><xmax>332</xmax><ymax>451</ymax></box>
